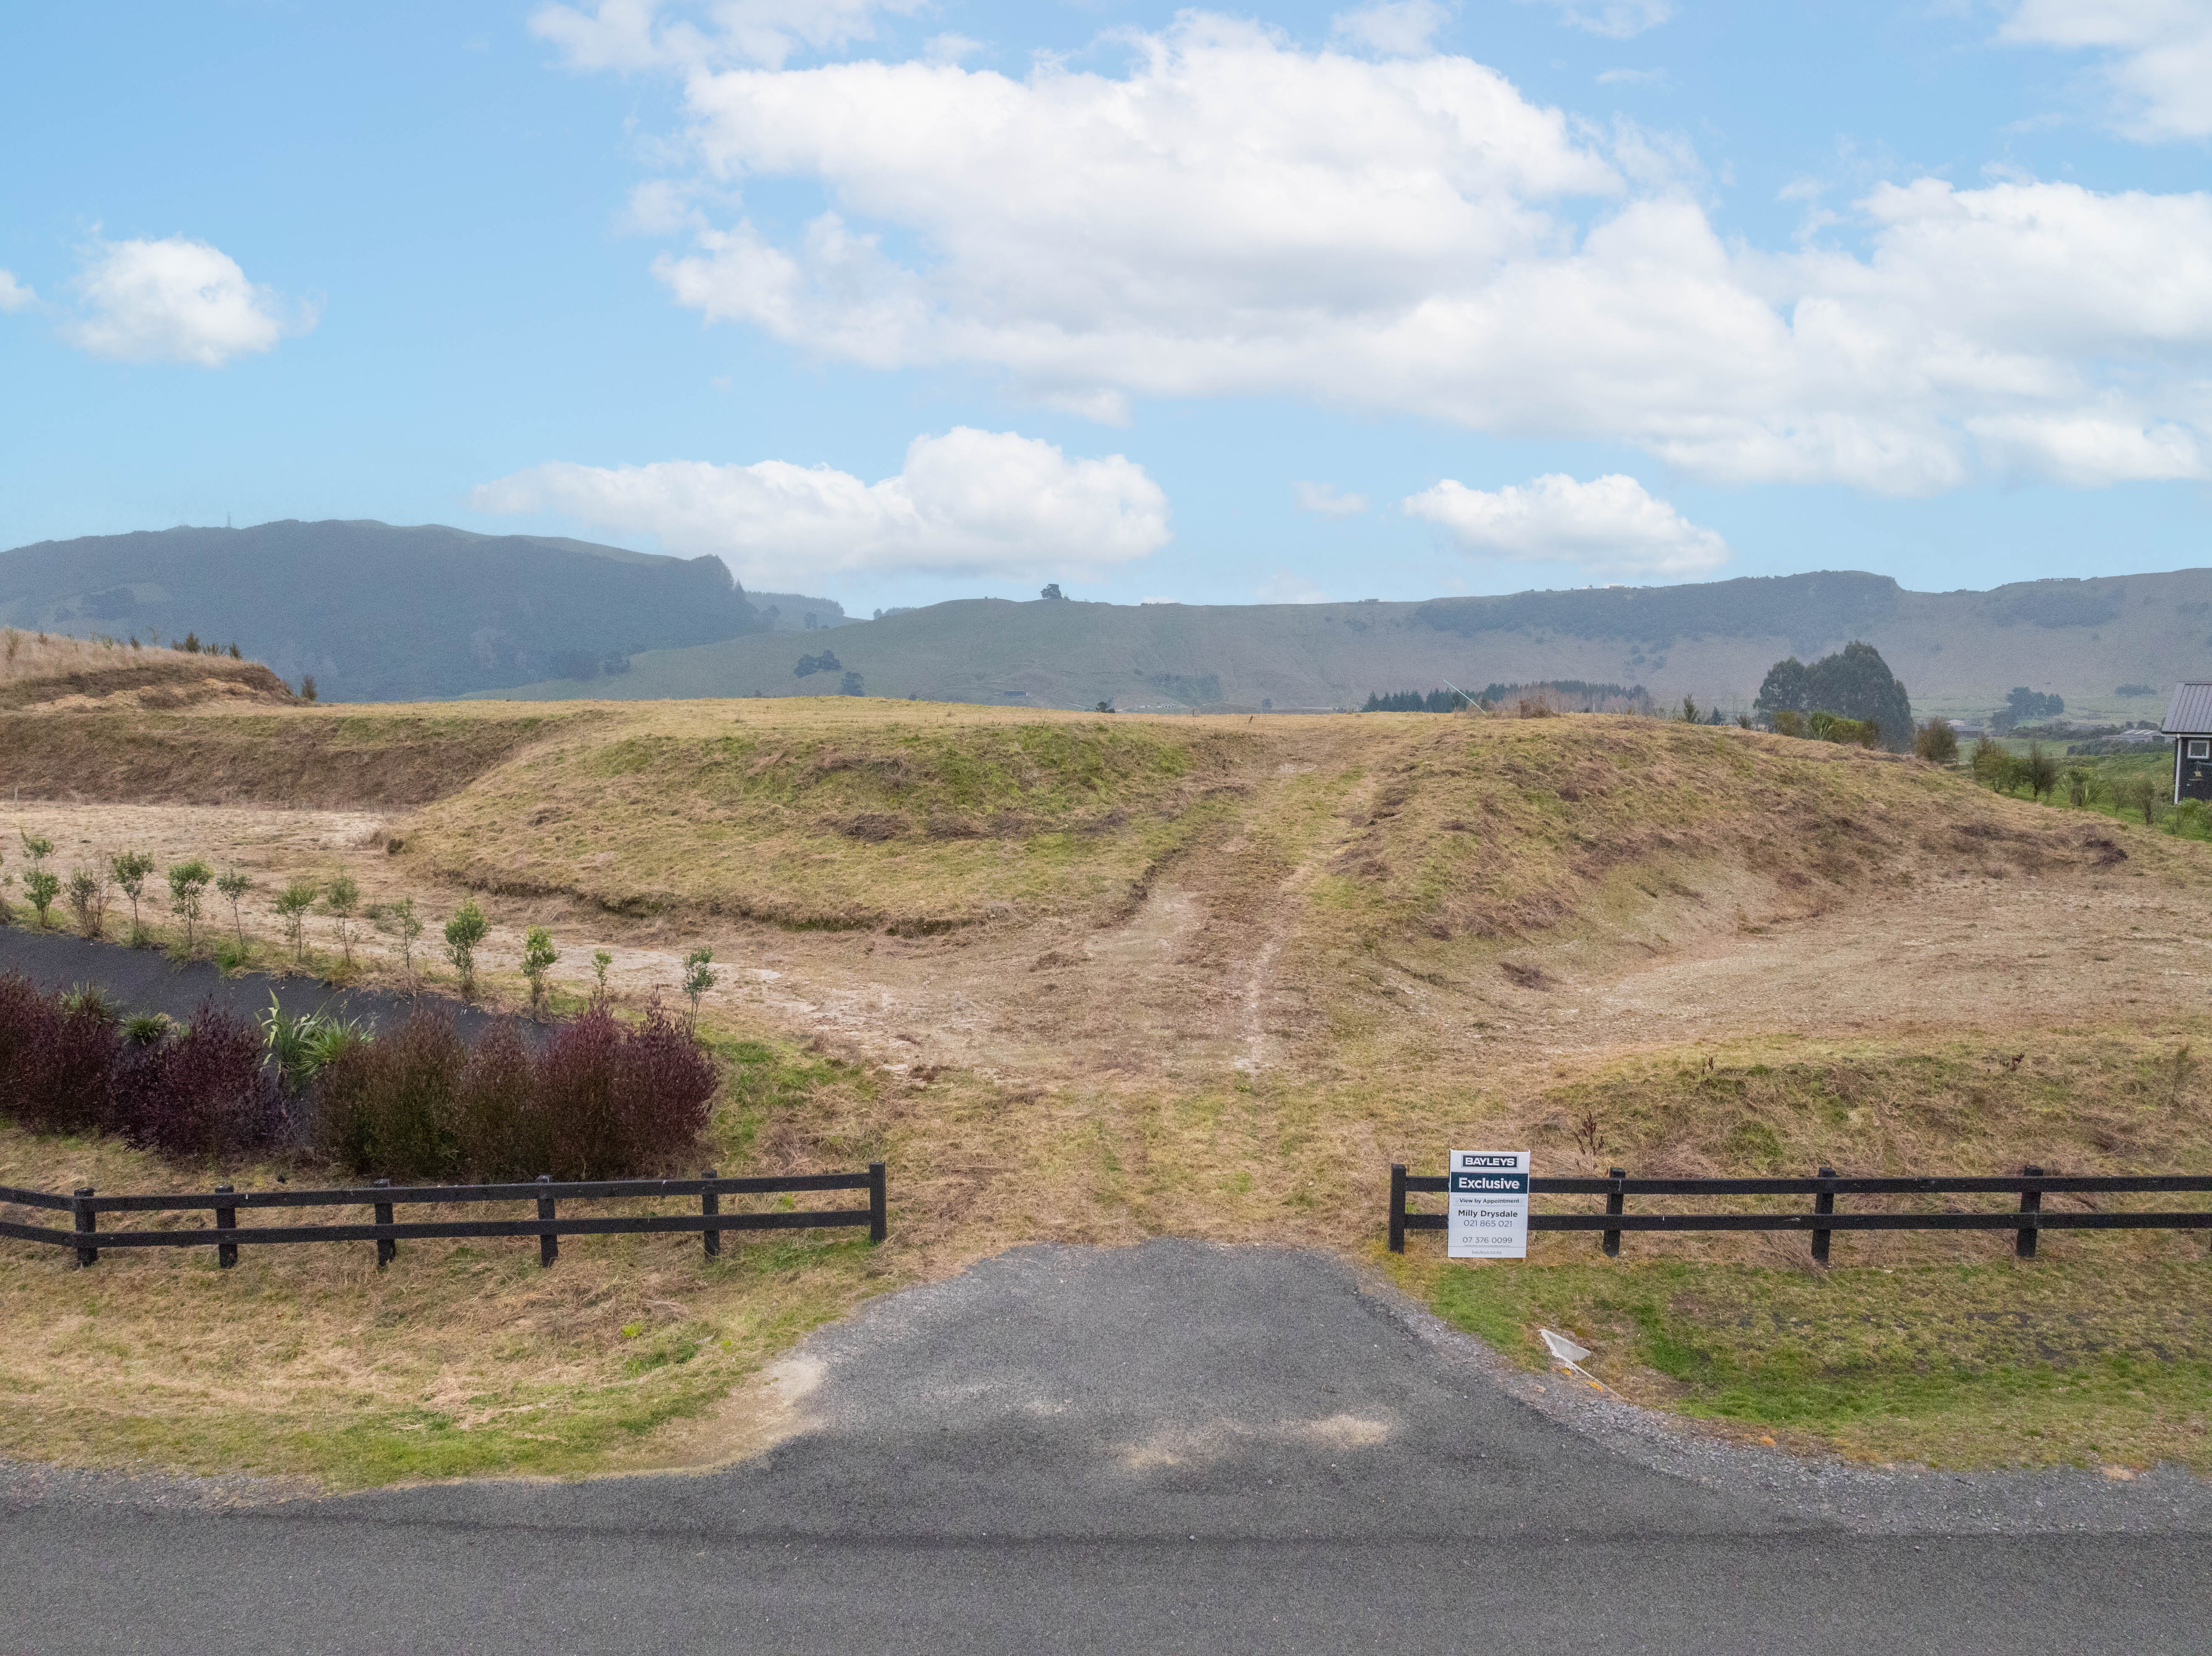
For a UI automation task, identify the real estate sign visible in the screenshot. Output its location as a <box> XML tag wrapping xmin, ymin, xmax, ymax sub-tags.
<box><xmin>1447</xmin><ymin>1149</ymin><xmax>1531</xmax><ymax>1260</ymax></box>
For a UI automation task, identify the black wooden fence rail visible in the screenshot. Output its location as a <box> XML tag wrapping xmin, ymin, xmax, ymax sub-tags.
<box><xmin>1389</xmin><ymin>1164</ymin><xmax>2212</xmax><ymax>1260</ymax></box>
<box><xmin>0</xmin><ymin>1164</ymin><xmax>888</xmax><ymax>1270</ymax></box>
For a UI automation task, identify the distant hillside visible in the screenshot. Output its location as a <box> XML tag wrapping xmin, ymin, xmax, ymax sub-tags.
<box><xmin>474</xmin><ymin>568</ymin><xmax>2212</xmax><ymax>724</ymax></box>
<box><xmin>749</xmin><ymin>591</ymin><xmax>852</xmax><ymax>632</ymax></box>
<box><xmin>0</xmin><ymin>520</ymin><xmax>764</xmax><ymax>701</ymax></box>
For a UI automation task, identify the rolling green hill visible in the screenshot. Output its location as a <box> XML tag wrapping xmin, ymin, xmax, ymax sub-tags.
<box><xmin>0</xmin><ymin>520</ymin><xmax>764</xmax><ymax>701</ymax></box>
<box><xmin>472</xmin><ymin>568</ymin><xmax>2212</xmax><ymax>725</ymax></box>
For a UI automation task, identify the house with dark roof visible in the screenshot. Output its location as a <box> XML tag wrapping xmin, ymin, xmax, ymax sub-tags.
<box><xmin>2160</xmin><ymin>683</ymin><xmax>2212</xmax><ymax>802</ymax></box>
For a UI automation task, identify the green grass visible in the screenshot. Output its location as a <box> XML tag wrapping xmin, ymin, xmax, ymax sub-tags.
<box><xmin>1422</xmin><ymin>1257</ymin><xmax>2212</xmax><ymax>1470</ymax></box>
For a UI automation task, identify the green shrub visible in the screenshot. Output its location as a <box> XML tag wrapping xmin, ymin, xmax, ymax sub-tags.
<box><xmin>522</xmin><ymin>925</ymin><xmax>558</xmax><ymax>1014</ymax></box>
<box><xmin>1913</xmin><ymin>719</ymin><xmax>1959</xmax><ymax>764</ymax></box>
<box><xmin>444</xmin><ymin>898</ymin><xmax>490</xmax><ymax>997</ymax></box>
<box><xmin>65</xmin><ymin>868</ymin><xmax>109</xmax><ymax>938</ymax></box>
<box><xmin>326</xmin><ymin>874</ymin><xmax>362</xmax><ymax>969</ymax></box>
<box><xmin>2026</xmin><ymin>742</ymin><xmax>2058</xmax><ymax>801</ymax></box>
<box><xmin>22</xmin><ymin>867</ymin><xmax>60</xmax><ymax>929</ymax></box>
<box><xmin>681</xmin><ymin>945</ymin><xmax>717</xmax><ymax>1026</ymax></box>
<box><xmin>216</xmin><ymin>867</ymin><xmax>254</xmax><ymax>951</ymax></box>
<box><xmin>314</xmin><ymin>1008</ymin><xmax>463</xmax><ymax>1177</ymax></box>
<box><xmin>166</xmin><ymin>859</ymin><xmax>213</xmax><ymax>950</ymax></box>
<box><xmin>109</xmin><ymin>851</ymin><xmax>157</xmax><ymax>942</ymax></box>
<box><xmin>275</xmin><ymin>877</ymin><xmax>320</xmax><ymax>962</ymax></box>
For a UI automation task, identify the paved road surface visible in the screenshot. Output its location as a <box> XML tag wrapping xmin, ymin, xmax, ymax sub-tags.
<box><xmin>0</xmin><ymin>927</ymin><xmax>513</xmax><ymax>1039</ymax></box>
<box><xmin>3</xmin><ymin>1242</ymin><xmax>2206</xmax><ymax>1652</ymax></box>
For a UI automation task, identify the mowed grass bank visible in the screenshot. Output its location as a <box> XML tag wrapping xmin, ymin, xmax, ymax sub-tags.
<box><xmin>396</xmin><ymin>698</ymin><xmax>1261</xmax><ymax>931</ymax></box>
<box><xmin>1312</xmin><ymin>715</ymin><xmax>2152</xmax><ymax>947</ymax></box>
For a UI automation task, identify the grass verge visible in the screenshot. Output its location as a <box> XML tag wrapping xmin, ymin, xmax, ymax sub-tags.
<box><xmin>1394</xmin><ymin>1252</ymin><xmax>2212</xmax><ymax>1474</ymax></box>
<box><xmin>0</xmin><ymin>1034</ymin><xmax>910</xmax><ymax>1490</ymax></box>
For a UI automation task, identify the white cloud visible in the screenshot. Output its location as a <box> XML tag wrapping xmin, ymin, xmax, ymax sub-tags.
<box><xmin>531</xmin><ymin>0</ymin><xmax>921</xmax><ymax>70</ymax></box>
<box><xmin>1258</xmin><ymin>570</ymin><xmax>1333</xmax><ymax>603</ymax></box>
<box><xmin>1331</xmin><ymin>0</ymin><xmax>1449</xmax><ymax>56</ymax></box>
<box><xmin>470</xmin><ymin>427</ymin><xmax>1170</xmax><ymax>586</ymax></box>
<box><xmin>1967</xmin><ymin>408</ymin><xmax>2207</xmax><ymax>484</ymax></box>
<box><xmin>2001</xmin><ymin>0</ymin><xmax>2212</xmax><ymax>140</ymax></box>
<box><xmin>60</xmin><ymin>238</ymin><xmax>310</xmax><ymax>367</ymax></box>
<box><xmin>0</xmin><ymin>270</ymin><xmax>34</xmax><ymax>312</ymax></box>
<box><xmin>1596</xmin><ymin>66</ymin><xmax>1664</xmax><ymax>84</ymax></box>
<box><xmin>590</xmin><ymin>12</ymin><xmax>2212</xmax><ymax>493</ymax></box>
<box><xmin>1531</xmin><ymin>0</ymin><xmax>1673</xmax><ymax>40</ymax></box>
<box><xmin>1403</xmin><ymin>472</ymin><xmax>1729</xmax><ymax>577</ymax></box>
<box><xmin>1293</xmin><ymin>481</ymin><xmax>1369</xmax><ymax>517</ymax></box>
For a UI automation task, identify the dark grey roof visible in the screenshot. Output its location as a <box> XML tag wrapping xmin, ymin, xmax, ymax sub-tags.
<box><xmin>2162</xmin><ymin>682</ymin><xmax>2212</xmax><ymax>733</ymax></box>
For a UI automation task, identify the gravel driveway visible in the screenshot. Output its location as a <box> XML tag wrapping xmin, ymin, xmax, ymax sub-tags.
<box><xmin>4</xmin><ymin>1239</ymin><xmax>2209</xmax><ymax>1652</ymax></box>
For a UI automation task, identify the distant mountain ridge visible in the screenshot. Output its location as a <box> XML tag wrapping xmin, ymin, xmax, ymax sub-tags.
<box><xmin>0</xmin><ymin>520</ymin><xmax>764</xmax><ymax>701</ymax></box>
<box><xmin>477</xmin><ymin>567</ymin><xmax>2212</xmax><ymax>724</ymax></box>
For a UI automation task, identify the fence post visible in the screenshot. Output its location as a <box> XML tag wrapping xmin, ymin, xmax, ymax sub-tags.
<box><xmin>536</xmin><ymin>1174</ymin><xmax>558</xmax><ymax>1267</ymax></box>
<box><xmin>701</xmin><ymin>1168</ymin><xmax>721</xmax><ymax>1259</ymax></box>
<box><xmin>1389</xmin><ymin>1164</ymin><xmax>1407</xmax><ymax>1254</ymax></box>
<box><xmin>72</xmin><ymin>1187</ymin><xmax>97</xmax><ymax>1268</ymax></box>
<box><xmin>2017</xmin><ymin>1164</ymin><xmax>2043</xmax><ymax>1260</ymax></box>
<box><xmin>215</xmin><ymin>1184</ymin><xmax>237</xmax><ymax>1270</ymax></box>
<box><xmin>869</xmin><ymin>1162</ymin><xmax>887</xmax><ymax>1245</ymax></box>
<box><xmin>373</xmin><ymin>1178</ymin><xmax>396</xmax><ymax>1270</ymax></box>
<box><xmin>1812</xmin><ymin>1166</ymin><xmax>1836</xmax><ymax>1264</ymax></box>
<box><xmin>1603</xmin><ymin>1168</ymin><xmax>1626</xmax><ymax>1258</ymax></box>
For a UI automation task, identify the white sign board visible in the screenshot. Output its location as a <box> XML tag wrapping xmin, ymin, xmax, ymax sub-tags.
<box><xmin>1448</xmin><ymin>1149</ymin><xmax>1531</xmax><ymax>1260</ymax></box>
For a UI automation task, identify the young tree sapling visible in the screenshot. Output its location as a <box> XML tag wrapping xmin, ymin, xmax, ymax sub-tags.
<box><xmin>444</xmin><ymin>898</ymin><xmax>490</xmax><ymax>997</ymax></box>
<box><xmin>376</xmin><ymin>896</ymin><xmax>424</xmax><ymax>979</ymax></box>
<box><xmin>275</xmin><ymin>877</ymin><xmax>320</xmax><ymax>963</ymax></box>
<box><xmin>326</xmin><ymin>874</ymin><xmax>362</xmax><ymax>968</ymax></box>
<box><xmin>681</xmin><ymin>945</ymin><xmax>717</xmax><ymax>1026</ymax></box>
<box><xmin>110</xmin><ymin>850</ymin><xmax>157</xmax><ymax>943</ymax></box>
<box><xmin>216</xmin><ymin>867</ymin><xmax>254</xmax><ymax>951</ymax></box>
<box><xmin>166</xmin><ymin>859</ymin><xmax>213</xmax><ymax>950</ymax></box>
<box><xmin>522</xmin><ymin>925</ymin><xmax>558</xmax><ymax>1013</ymax></box>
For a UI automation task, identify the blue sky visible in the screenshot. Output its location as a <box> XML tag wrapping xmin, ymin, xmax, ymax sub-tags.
<box><xmin>3</xmin><ymin>0</ymin><xmax>2208</xmax><ymax>616</ymax></box>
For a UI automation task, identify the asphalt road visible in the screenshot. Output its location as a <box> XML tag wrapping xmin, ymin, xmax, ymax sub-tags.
<box><xmin>0</xmin><ymin>927</ymin><xmax>513</xmax><ymax>1039</ymax></box>
<box><xmin>4</xmin><ymin>1241</ymin><xmax>2207</xmax><ymax>1653</ymax></box>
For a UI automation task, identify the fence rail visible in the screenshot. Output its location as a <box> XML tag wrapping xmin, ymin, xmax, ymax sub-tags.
<box><xmin>1388</xmin><ymin>1163</ymin><xmax>2212</xmax><ymax>1261</ymax></box>
<box><xmin>0</xmin><ymin>1164</ymin><xmax>888</xmax><ymax>1269</ymax></box>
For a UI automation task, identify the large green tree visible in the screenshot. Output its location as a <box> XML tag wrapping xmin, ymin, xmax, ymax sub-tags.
<box><xmin>1756</xmin><ymin>641</ymin><xmax>1913</xmax><ymax>752</ymax></box>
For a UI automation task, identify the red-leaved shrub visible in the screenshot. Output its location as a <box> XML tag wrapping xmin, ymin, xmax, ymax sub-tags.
<box><xmin>111</xmin><ymin>1003</ymin><xmax>289</xmax><ymax>1161</ymax></box>
<box><xmin>0</xmin><ymin>972</ymin><xmax>717</xmax><ymax>1181</ymax></box>
<box><xmin>313</xmin><ymin>1008</ymin><xmax>467</xmax><ymax>1178</ymax></box>
<box><xmin>312</xmin><ymin>1004</ymin><xmax>717</xmax><ymax>1182</ymax></box>
<box><xmin>0</xmin><ymin>975</ymin><xmax>288</xmax><ymax>1161</ymax></box>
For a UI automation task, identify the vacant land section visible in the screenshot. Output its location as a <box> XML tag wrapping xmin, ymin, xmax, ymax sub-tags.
<box><xmin>1</xmin><ymin>696</ymin><xmax>2208</xmax><ymax>1485</ymax></box>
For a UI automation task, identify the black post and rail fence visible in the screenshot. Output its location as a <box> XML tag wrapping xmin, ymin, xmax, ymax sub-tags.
<box><xmin>2</xmin><ymin>1164</ymin><xmax>889</xmax><ymax>1269</ymax></box>
<box><xmin>1389</xmin><ymin>1164</ymin><xmax>2212</xmax><ymax>1259</ymax></box>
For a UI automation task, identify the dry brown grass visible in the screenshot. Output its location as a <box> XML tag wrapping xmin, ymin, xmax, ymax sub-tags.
<box><xmin>5</xmin><ymin>697</ymin><xmax>2212</xmax><ymax>1484</ymax></box>
<box><xmin>0</xmin><ymin>630</ymin><xmax>294</xmax><ymax>712</ymax></box>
